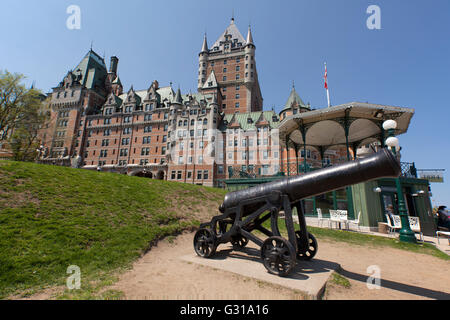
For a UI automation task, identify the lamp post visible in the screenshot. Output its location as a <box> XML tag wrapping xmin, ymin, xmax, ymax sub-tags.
<box><xmin>383</xmin><ymin>119</ymin><xmax>416</xmax><ymax>243</ymax></box>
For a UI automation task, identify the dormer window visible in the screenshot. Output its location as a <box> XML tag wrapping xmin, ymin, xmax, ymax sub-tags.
<box><xmin>208</xmin><ymin>81</ymin><xmax>213</xmax><ymax>87</ymax></box>
<box><xmin>247</xmin><ymin>118</ymin><xmax>253</xmax><ymax>124</ymax></box>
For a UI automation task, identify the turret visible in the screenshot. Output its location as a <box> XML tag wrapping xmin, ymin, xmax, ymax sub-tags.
<box><xmin>198</xmin><ymin>34</ymin><xmax>209</xmax><ymax>89</ymax></box>
<box><xmin>244</xmin><ymin>25</ymin><xmax>255</xmax><ymax>84</ymax></box>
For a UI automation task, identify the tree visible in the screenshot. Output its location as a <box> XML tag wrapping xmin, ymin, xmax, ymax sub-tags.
<box><xmin>0</xmin><ymin>70</ymin><xmax>49</xmax><ymax>161</ymax></box>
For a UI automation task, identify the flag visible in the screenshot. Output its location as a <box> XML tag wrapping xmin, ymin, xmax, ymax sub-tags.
<box><xmin>324</xmin><ymin>64</ymin><xmax>328</xmax><ymax>89</ymax></box>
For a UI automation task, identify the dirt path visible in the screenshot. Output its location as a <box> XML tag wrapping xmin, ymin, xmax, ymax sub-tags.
<box><xmin>107</xmin><ymin>231</ymin><xmax>450</xmax><ymax>300</ymax></box>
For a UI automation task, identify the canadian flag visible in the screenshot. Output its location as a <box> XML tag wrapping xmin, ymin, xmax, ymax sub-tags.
<box><xmin>324</xmin><ymin>64</ymin><xmax>328</xmax><ymax>89</ymax></box>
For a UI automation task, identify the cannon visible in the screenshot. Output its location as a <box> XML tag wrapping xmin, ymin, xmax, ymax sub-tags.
<box><xmin>194</xmin><ymin>148</ymin><xmax>401</xmax><ymax>276</ymax></box>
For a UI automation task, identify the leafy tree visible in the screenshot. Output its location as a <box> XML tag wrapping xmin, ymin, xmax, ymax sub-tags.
<box><xmin>0</xmin><ymin>70</ymin><xmax>49</xmax><ymax>161</ymax></box>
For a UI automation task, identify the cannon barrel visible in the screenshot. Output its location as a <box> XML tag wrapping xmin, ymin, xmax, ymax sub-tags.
<box><xmin>220</xmin><ymin>148</ymin><xmax>400</xmax><ymax>213</ymax></box>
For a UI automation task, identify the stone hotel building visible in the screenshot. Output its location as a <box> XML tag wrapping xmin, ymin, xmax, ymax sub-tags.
<box><xmin>39</xmin><ymin>18</ymin><xmax>346</xmax><ymax>187</ymax></box>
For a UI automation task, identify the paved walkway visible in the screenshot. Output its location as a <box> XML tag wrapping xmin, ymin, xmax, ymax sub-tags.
<box><xmin>303</xmin><ymin>216</ymin><xmax>450</xmax><ymax>256</ymax></box>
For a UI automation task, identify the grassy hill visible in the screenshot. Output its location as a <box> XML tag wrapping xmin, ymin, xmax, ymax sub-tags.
<box><xmin>0</xmin><ymin>160</ymin><xmax>226</xmax><ymax>298</ymax></box>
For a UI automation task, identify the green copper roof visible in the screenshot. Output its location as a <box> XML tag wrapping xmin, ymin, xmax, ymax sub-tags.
<box><xmin>221</xmin><ymin>111</ymin><xmax>280</xmax><ymax>131</ymax></box>
<box><xmin>73</xmin><ymin>50</ymin><xmax>108</xmax><ymax>91</ymax></box>
<box><xmin>281</xmin><ymin>86</ymin><xmax>308</xmax><ymax>113</ymax></box>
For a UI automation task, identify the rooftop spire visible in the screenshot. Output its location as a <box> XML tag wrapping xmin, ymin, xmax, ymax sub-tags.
<box><xmin>174</xmin><ymin>87</ymin><xmax>182</xmax><ymax>104</ymax></box>
<box><xmin>201</xmin><ymin>33</ymin><xmax>208</xmax><ymax>53</ymax></box>
<box><xmin>246</xmin><ymin>25</ymin><xmax>254</xmax><ymax>46</ymax></box>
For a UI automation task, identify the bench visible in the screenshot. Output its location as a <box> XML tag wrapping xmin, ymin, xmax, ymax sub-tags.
<box><xmin>436</xmin><ymin>231</ymin><xmax>450</xmax><ymax>245</ymax></box>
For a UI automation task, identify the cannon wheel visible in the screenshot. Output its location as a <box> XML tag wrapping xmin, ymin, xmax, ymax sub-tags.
<box><xmin>193</xmin><ymin>228</ymin><xmax>217</xmax><ymax>258</ymax></box>
<box><xmin>261</xmin><ymin>236</ymin><xmax>296</xmax><ymax>276</ymax></box>
<box><xmin>295</xmin><ymin>231</ymin><xmax>318</xmax><ymax>261</ymax></box>
<box><xmin>231</xmin><ymin>235</ymin><xmax>249</xmax><ymax>249</ymax></box>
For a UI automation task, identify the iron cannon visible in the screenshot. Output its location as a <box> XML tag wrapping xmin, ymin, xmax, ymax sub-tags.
<box><xmin>193</xmin><ymin>148</ymin><xmax>401</xmax><ymax>276</ymax></box>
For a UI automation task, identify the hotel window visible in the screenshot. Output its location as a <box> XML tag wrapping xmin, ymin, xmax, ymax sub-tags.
<box><xmin>171</xmin><ymin>171</ymin><xmax>176</xmax><ymax>179</ymax></box>
<box><xmin>177</xmin><ymin>171</ymin><xmax>182</xmax><ymax>180</ymax></box>
<box><xmin>144</xmin><ymin>114</ymin><xmax>152</xmax><ymax>121</ymax></box>
<box><xmin>187</xmin><ymin>171</ymin><xmax>192</xmax><ymax>179</ymax></box>
<box><xmin>198</xmin><ymin>156</ymin><xmax>203</xmax><ymax>164</ymax></box>
<box><xmin>124</xmin><ymin>116</ymin><xmax>132</xmax><ymax>123</ymax></box>
<box><xmin>236</xmin><ymin>66</ymin><xmax>240</xmax><ymax>71</ymax></box>
<box><xmin>141</xmin><ymin>148</ymin><xmax>150</xmax><ymax>156</ymax></box>
<box><xmin>120</xmin><ymin>149</ymin><xmax>128</xmax><ymax>157</ymax></box>
<box><xmin>199</xmin><ymin>141</ymin><xmax>204</xmax><ymax>149</ymax></box>
<box><xmin>188</xmin><ymin>156</ymin><xmax>193</xmax><ymax>164</ymax></box>
<box><xmin>144</xmin><ymin>125</ymin><xmax>152</xmax><ymax>133</ymax></box>
<box><xmin>224</xmin><ymin>60</ymin><xmax>227</xmax><ymax>65</ymax></box>
<box><xmin>223</xmin><ymin>67</ymin><xmax>227</xmax><ymax>73</ymax></box>
<box><xmin>249</xmin><ymin>151</ymin><xmax>254</xmax><ymax>160</ymax></box>
<box><xmin>242</xmin><ymin>151</ymin><xmax>247</xmax><ymax>160</ymax></box>
<box><xmin>197</xmin><ymin>171</ymin><xmax>202</xmax><ymax>180</ymax></box>
<box><xmin>123</xmin><ymin>127</ymin><xmax>131</xmax><ymax>135</ymax></box>
<box><xmin>190</xmin><ymin>119</ymin><xmax>195</xmax><ymax>126</ymax></box>
<box><xmin>228</xmin><ymin>153</ymin><xmax>232</xmax><ymax>160</ymax></box>
<box><xmin>223</xmin><ymin>76</ymin><xmax>227</xmax><ymax>81</ymax></box>
<box><xmin>203</xmin><ymin>170</ymin><xmax>209</xmax><ymax>180</ymax></box>
<box><xmin>162</xmin><ymin>135</ymin><xmax>167</xmax><ymax>142</ymax></box>
<box><xmin>235</xmin><ymin>102</ymin><xmax>240</xmax><ymax>108</ymax></box>
<box><xmin>161</xmin><ymin>146</ymin><xmax>166</xmax><ymax>155</ymax></box>
<box><xmin>236</xmin><ymin>58</ymin><xmax>240</xmax><ymax>63</ymax></box>
<box><xmin>104</xmin><ymin>118</ymin><xmax>111</xmax><ymax>125</ymax></box>
<box><xmin>218</xmin><ymin>165</ymin><xmax>224</xmax><ymax>174</ymax></box>
<box><xmin>236</xmin><ymin>74</ymin><xmax>240</xmax><ymax>80</ymax></box>
<box><xmin>143</xmin><ymin>136</ymin><xmax>151</xmax><ymax>144</ymax></box>
<box><xmin>236</xmin><ymin>85</ymin><xmax>240</xmax><ymax>90</ymax></box>
<box><xmin>263</xmin><ymin>151</ymin><xmax>269</xmax><ymax>159</ymax></box>
<box><xmin>104</xmin><ymin>129</ymin><xmax>111</xmax><ymax>136</ymax></box>
<box><xmin>236</xmin><ymin>94</ymin><xmax>240</xmax><ymax>99</ymax></box>
<box><xmin>222</xmin><ymin>104</ymin><xmax>226</xmax><ymax>109</ymax></box>
<box><xmin>102</xmin><ymin>139</ymin><xmax>109</xmax><ymax>147</ymax></box>
<box><xmin>242</xmin><ymin>139</ymin><xmax>247</xmax><ymax>147</ymax></box>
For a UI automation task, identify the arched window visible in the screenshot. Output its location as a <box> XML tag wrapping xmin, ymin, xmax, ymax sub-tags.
<box><xmin>183</xmin><ymin>120</ymin><xmax>188</xmax><ymax>126</ymax></box>
<box><xmin>178</xmin><ymin>120</ymin><xmax>182</xmax><ymax>126</ymax></box>
<box><xmin>203</xmin><ymin>118</ymin><xmax>208</xmax><ymax>125</ymax></box>
<box><xmin>190</xmin><ymin>119</ymin><xmax>195</xmax><ymax>126</ymax></box>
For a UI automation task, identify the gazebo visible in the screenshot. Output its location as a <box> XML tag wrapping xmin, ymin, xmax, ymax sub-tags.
<box><xmin>276</xmin><ymin>101</ymin><xmax>415</xmax><ymax>220</ymax></box>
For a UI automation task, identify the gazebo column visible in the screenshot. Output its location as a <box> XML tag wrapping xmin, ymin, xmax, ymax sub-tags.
<box><xmin>285</xmin><ymin>141</ymin><xmax>290</xmax><ymax>176</ymax></box>
<box><xmin>294</xmin><ymin>144</ymin><xmax>299</xmax><ymax>175</ymax></box>
<box><xmin>344</xmin><ymin>115</ymin><xmax>355</xmax><ymax>219</ymax></box>
<box><xmin>300</xmin><ymin>124</ymin><xmax>307</xmax><ymax>173</ymax></box>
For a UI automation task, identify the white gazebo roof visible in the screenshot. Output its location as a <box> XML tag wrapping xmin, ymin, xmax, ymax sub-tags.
<box><xmin>277</xmin><ymin>102</ymin><xmax>414</xmax><ymax>150</ymax></box>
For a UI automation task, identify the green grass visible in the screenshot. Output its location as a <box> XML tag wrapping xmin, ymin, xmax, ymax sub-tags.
<box><xmin>263</xmin><ymin>218</ymin><xmax>450</xmax><ymax>261</ymax></box>
<box><xmin>329</xmin><ymin>272</ymin><xmax>351</xmax><ymax>288</ymax></box>
<box><xmin>0</xmin><ymin>160</ymin><xmax>226</xmax><ymax>299</ymax></box>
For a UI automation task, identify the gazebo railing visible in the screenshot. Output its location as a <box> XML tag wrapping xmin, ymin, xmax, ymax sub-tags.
<box><xmin>400</xmin><ymin>162</ymin><xmax>417</xmax><ymax>178</ymax></box>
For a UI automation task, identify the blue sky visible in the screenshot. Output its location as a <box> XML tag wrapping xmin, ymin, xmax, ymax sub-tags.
<box><xmin>1</xmin><ymin>0</ymin><xmax>449</xmax><ymax>205</ymax></box>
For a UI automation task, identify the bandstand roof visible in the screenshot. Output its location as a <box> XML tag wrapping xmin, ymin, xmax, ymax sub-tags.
<box><xmin>277</xmin><ymin>102</ymin><xmax>414</xmax><ymax>151</ymax></box>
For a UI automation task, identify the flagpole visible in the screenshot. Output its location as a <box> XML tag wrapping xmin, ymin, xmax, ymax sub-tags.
<box><xmin>324</xmin><ymin>62</ymin><xmax>331</xmax><ymax>107</ymax></box>
<box><xmin>326</xmin><ymin>86</ymin><xmax>331</xmax><ymax>108</ymax></box>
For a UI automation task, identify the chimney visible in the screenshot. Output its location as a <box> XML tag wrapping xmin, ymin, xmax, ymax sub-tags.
<box><xmin>109</xmin><ymin>56</ymin><xmax>119</xmax><ymax>74</ymax></box>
